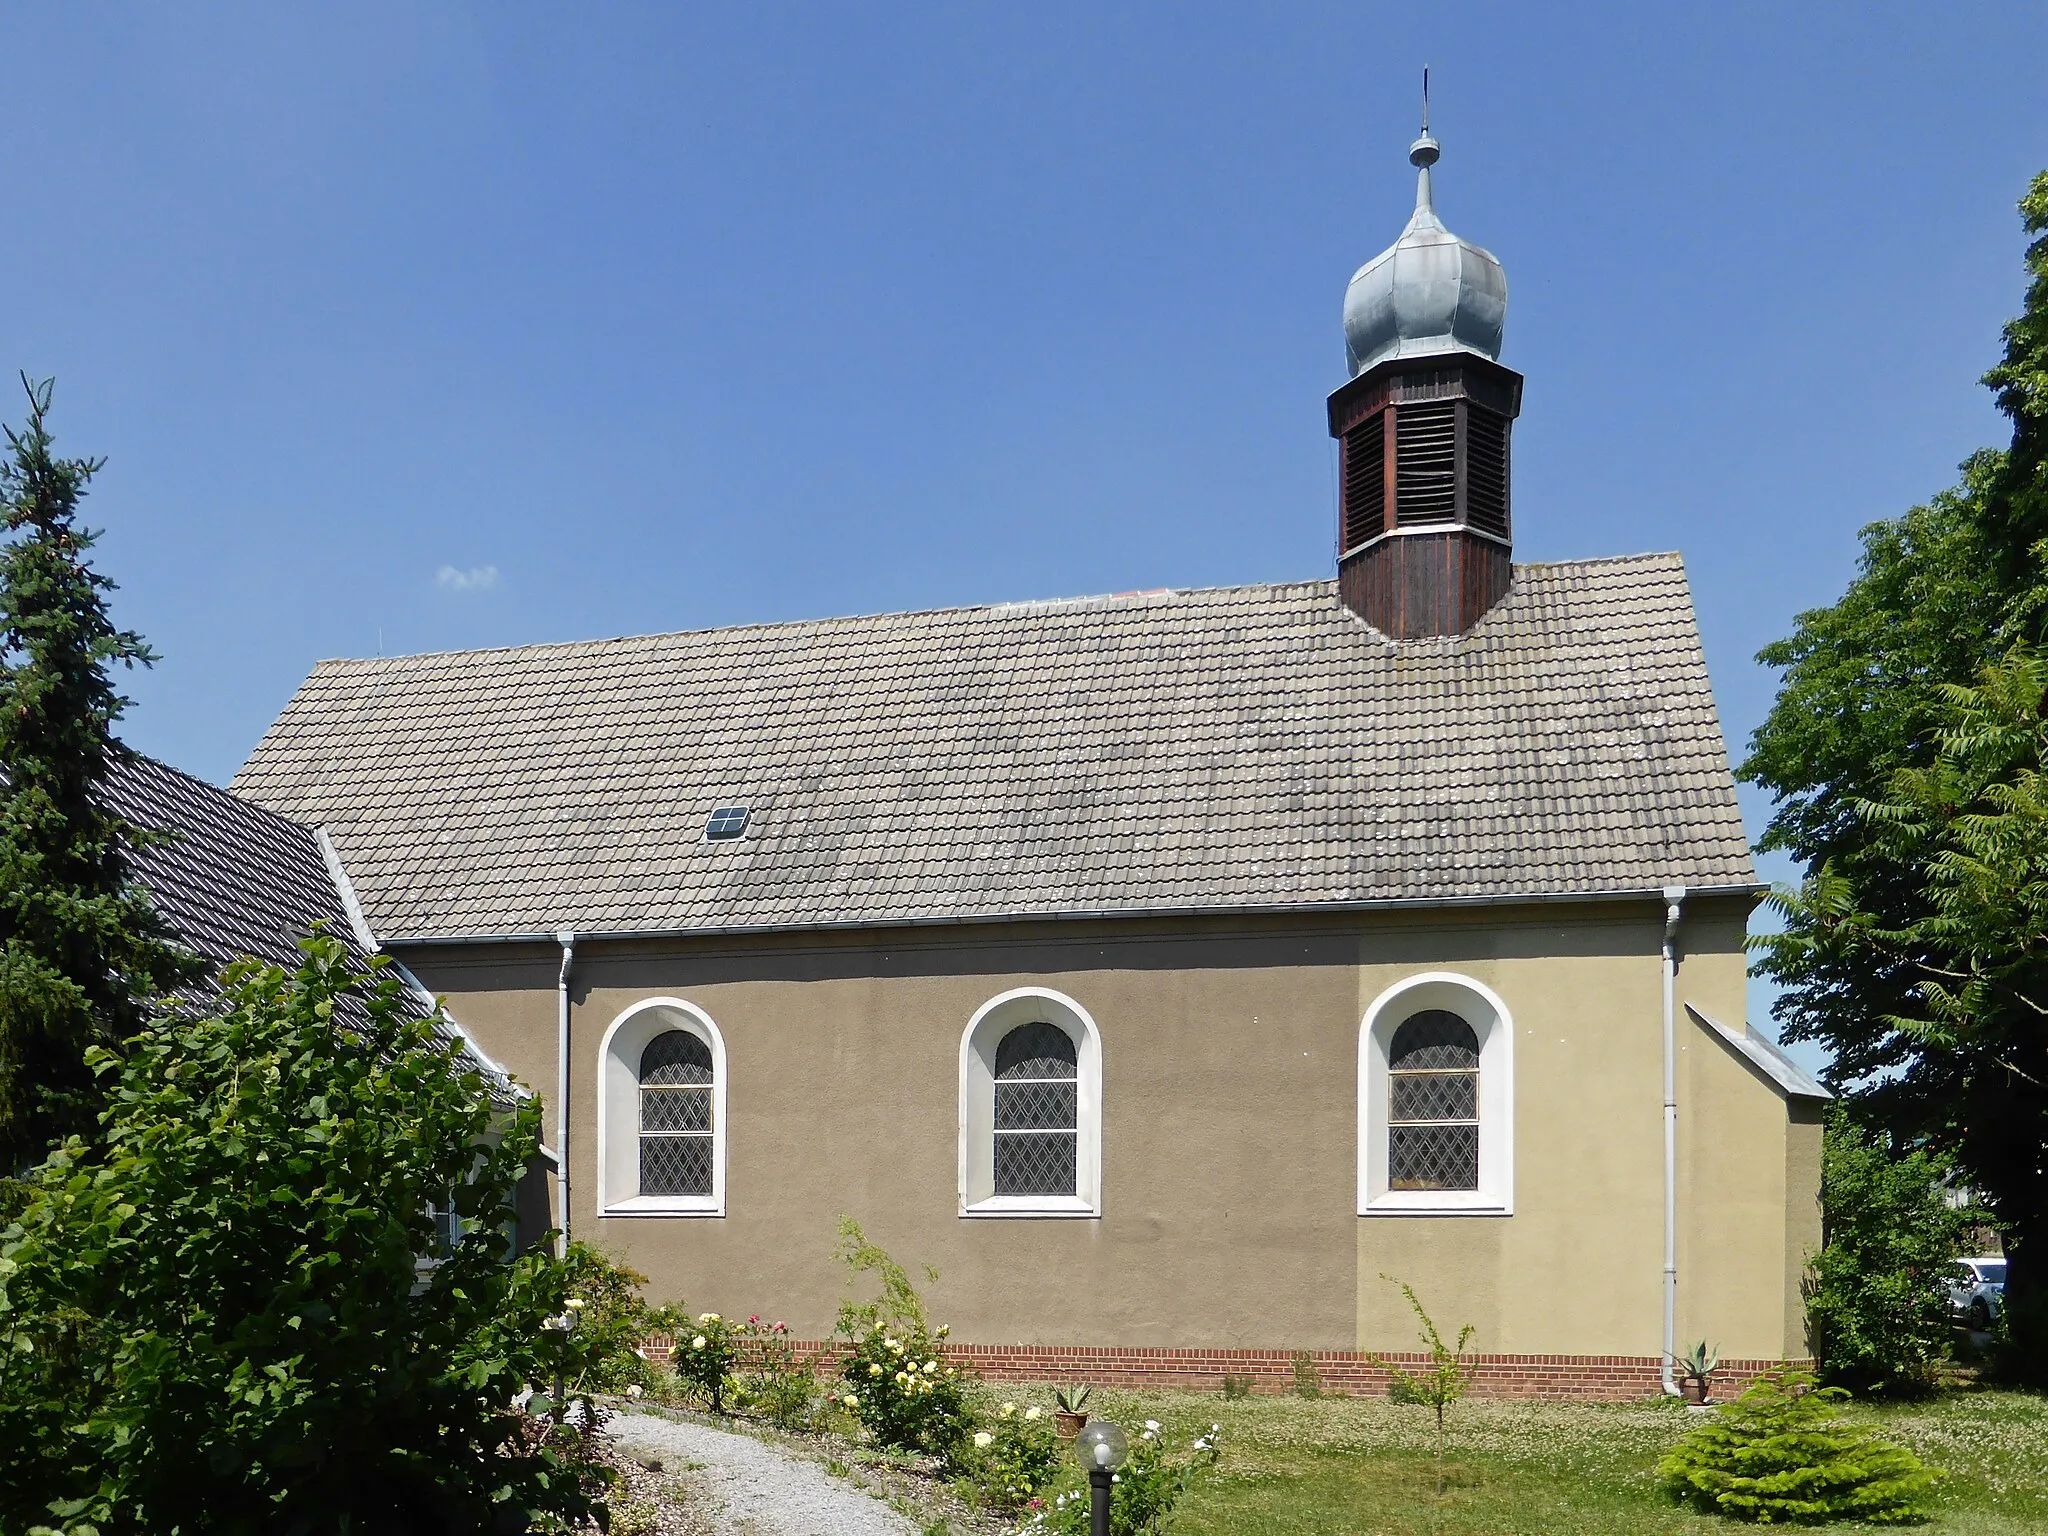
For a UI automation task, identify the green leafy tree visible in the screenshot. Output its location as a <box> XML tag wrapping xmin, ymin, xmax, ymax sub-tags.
<box><xmin>1803</xmin><ymin>1110</ymin><xmax>1976</xmax><ymax>1395</ymax></box>
<box><xmin>0</xmin><ymin>938</ymin><xmax>608</xmax><ymax>1535</ymax></box>
<box><xmin>0</xmin><ymin>376</ymin><xmax>198</xmax><ymax>1168</ymax></box>
<box><xmin>1372</xmin><ymin>1276</ymin><xmax>1476</xmax><ymax>1497</ymax></box>
<box><xmin>1745</xmin><ymin>171</ymin><xmax>2048</xmax><ymax>1382</ymax></box>
<box><xmin>1658</xmin><ymin>1368</ymin><xmax>1941</xmax><ymax>1524</ymax></box>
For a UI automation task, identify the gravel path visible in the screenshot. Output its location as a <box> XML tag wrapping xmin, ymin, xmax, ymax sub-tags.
<box><xmin>607</xmin><ymin>1411</ymin><xmax>921</xmax><ymax>1536</ymax></box>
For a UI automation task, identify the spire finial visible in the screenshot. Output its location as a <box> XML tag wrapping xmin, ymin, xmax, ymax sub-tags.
<box><xmin>1409</xmin><ymin>65</ymin><xmax>1440</xmax><ymax>209</ymax></box>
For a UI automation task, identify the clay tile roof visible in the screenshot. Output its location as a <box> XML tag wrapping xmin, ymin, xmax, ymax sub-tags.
<box><xmin>230</xmin><ymin>555</ymin><xmax>1756</xmax><ymax>939</ymax></box>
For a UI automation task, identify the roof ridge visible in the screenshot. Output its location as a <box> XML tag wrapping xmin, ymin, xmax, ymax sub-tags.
<box><xmin>306</xmin><ymin>580</ymin><xmax>1339</xmax><ymax>670</ymax></box>
<box><xmin>306</xmin><ymin>553</ymin><xmax>1685</xmax><ymax>672</ymax></box>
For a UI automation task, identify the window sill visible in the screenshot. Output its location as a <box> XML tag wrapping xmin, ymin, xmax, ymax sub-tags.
<box><xmin>602</xmin><ymin>1196</ymin><xmax>724</xmax><ymax>1218</ymax></box>
<box><xmin>1361</xmin><ymin>1191</ymin><xmax>1512</xmax><ymax>1217</ymax></box>
<box><xmin>962</xmin><ymin>1195</ymin><xmax>1098</xmax><ymax>1219</ymax></box>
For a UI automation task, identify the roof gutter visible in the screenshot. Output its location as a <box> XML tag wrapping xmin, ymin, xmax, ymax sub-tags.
<box><xmin>377</xmin><ymin>881</ymin><xmax>1768</xmax><ymax>949</ymax></box>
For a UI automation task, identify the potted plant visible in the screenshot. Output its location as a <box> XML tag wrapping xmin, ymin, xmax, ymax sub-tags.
<box><xmin>1674</xmin><ymin>1340</ymin><xmax>1720</xmax><ymax>1404</ymax></box>
<box><xmin>1053</xmin><ymin>1384</ymin><xmax>1092</xmax><ymax>1439</ymax></box>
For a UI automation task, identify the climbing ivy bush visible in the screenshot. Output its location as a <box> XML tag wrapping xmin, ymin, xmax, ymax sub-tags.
<box><xmin>1658</xmin><ymin>1368</ymin><xmax>1942</xmax><ymax>1524</ymax></box>
<box><xmin>0</xmin><ymin>939</ymin><xmax>609</xmax><ymax>1535</ymax></box>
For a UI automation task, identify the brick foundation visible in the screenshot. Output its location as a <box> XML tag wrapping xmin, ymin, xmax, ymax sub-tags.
<box><xmin>643</xmin><ymin>1337</ymin><xmax>1803</xmax><ymax>1402</ymax></box>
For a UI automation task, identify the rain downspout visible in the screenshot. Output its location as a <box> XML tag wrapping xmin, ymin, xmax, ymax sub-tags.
<box><xmin>1660</xmin><ymin>885</ymin><xmax>1687</xmax><ymax>1396</ymax></box>
<box><xmin>556</xmin><ymin>931</ymin><xmax>576</xmax><ymax>1260</ymax></box>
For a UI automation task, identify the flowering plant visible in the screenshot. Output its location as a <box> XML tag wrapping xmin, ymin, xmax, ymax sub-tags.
<box><xmin>670</xmin><ymin>1311</ymin><xmax>745</xmax><ymax>1413</ymax></box>
<box><xmin>828</xmin><ymin>1218</ymin><xmax>974</xmax><ymax>1456</ymax></box>
<box><xmin>831</xmin><ymin>1322</ymin><xmax>970</xmax><ymax>1457</ymax></box>
<box><xmin>733</xmin><ymin>1316</ymin><xmax>818</xmax><ymax>1430</ymax></box>
<box><xmin>953</xmin><ymin>1401</ymin><xmax>1062</xmax><ymax>1511</ymax></box>
<box><xmin>1026</xmin><ymin>1419</ymin><xmax>1222</xmax><ymax>1535</ymax></box>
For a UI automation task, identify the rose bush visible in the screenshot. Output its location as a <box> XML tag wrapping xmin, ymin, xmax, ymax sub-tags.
<box><xmin>953</xmin><ymin>1400</ymin><xmax>1062</xmax><ymax>1511</ymax></box>
<box><xmin>670</xmin><ymin>1311</ymin><xmax>745</xmax><ymax>1412</ymax></box>
<box><xmin>1028</xmin><ymin>1418</ymin><xmax>1223</xmax><ymax>1535</ymax></box>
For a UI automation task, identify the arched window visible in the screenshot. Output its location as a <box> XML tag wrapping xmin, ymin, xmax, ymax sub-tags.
<box><xmin>639</xmin><ymin>1030</ymin><xmax>714</xmax><ymax>1197</ymax></box>
<box><xmin>993</xmin><ymin>1022</ymin><xmax>1079</xmax><ymax>1197</ymax></box>
<box><xmin>959</xmin><ymin>988</ymin><xmax>1102</xmax><ymax>1217</ymax></box>
<box><xmin>1386</xmin><ymin>1011</ymin><xmax>1480</xmax><ymax>1191</ymax></box>
<box><xmin>598</xmin><ymin>999</ymin><xmax>727</xmax><ymax>1216</ymax></box>
<box><xmin>1359</xmin><ymin>974</ymin><xmax>1514</xmax><ymax>1215</ymax></box>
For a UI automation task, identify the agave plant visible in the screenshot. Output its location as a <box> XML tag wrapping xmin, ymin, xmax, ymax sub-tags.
<box><xmin>1053</xmin><ymin>1384</ymin><xmax>1093</xmax><ymax>1414</ymax></box>
<box><xmin>1675</xmin><ymin>1340</ymin><xmax>1722</xmax><ymax>1400</ymax></box>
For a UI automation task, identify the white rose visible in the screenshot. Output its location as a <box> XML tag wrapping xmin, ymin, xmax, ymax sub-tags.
<box><xmin>1145</xmin><ymin>1420</ymin><xmax>1160</xmax><ymax>1431</ymax></box>
<box><xmin>692</xmin><ymin>1335</ymin><xmax>707</xmax><ymax>1349</ymax></box>
<box><xmin>1025</xmin><ymin>1406</ymin><xmax>1042</xmax><ymax>1420</ymax></box>
<box><xmin>973</xmin><ymin>1431</ymin><xmax>994</xmax><ymax>1449</ymax></box>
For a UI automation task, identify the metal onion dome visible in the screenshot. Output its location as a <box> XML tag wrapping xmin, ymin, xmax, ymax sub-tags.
<box><xmin>1341</xmin><ymin>82</ymin><xmax>1507</xmax><ymax>378</ymax></box>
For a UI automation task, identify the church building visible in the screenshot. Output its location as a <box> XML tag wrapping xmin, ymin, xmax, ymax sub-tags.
<box><xmin>232</xmin><ymin>121</ymin><xmax>1825</xmax><ymax>1397</ymax></box>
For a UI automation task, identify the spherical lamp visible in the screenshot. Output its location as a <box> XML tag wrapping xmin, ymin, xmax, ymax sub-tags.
<box><xmin>1075</xmin><ymin>1420</ymin><xmax>1128</xmax><ymax>1536</ymax></box>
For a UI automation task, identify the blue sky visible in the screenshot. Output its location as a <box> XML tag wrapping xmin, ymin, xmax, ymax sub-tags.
<box><xmin>4</xmin><ymin>5</ymin><xmax>2044</xmax><ymax>1057</ymax></box>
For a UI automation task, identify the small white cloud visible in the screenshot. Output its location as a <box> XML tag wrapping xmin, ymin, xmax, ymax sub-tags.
<box><xmin>435</xmin><ymin>564</ymin><xmax>499</xmax><ymax>593</ymax></box>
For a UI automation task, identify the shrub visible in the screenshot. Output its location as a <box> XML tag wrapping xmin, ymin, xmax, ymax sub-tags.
<box><xmin>734</xmin><ymin>1317</ymin><xmax>818</xmax><ymax>1429</ymax></box>
<box><xmin>0</xmin><ymin>942</ymin><xmax>609</xmax><ymax>1535</ymax></box>
<box><xmin>1221</xmin><ymin>1373</ymin><xmax>1252</xmax><ymax>1400</ymax></box>
<box><xmin>1658</xmin><ymin>1367</ymin><xmax>1943</xmax><ymax>1524</ymax></box>
<box><xmin>1804</xmin><ymin>1110</ymin><xmax>1978</xmax><ymax>1395</ymax></box>
<box><xmin>1291</xmin><ymin>1350</ymin><xmax>1322</xmax><ymax>1398</ymax></box>
<box><xmin>671</xmin><ymin>1311</ymin><xmax>745</xmax><ymax>1412</ymax></box>
<box><xmin>1029</xmin><ymin>1419</ymin><xmax>1223</xmax><ymax>1535</ymax></box>
<box><xmin>832</xmin><ymin>1320</ymin><xmax>971</xmax><ymax>1458</ymax></box>
<box><xmin>954</xmin><ymin>1400</ymin><xmax>1062</xmax><ymax>1511</ymax></box>
<box><xmin>828</xmin><ymin>1218</ymin><xmax>973</xmax><ymax>1457</ymax></box>
<box><xmin>558</xmin><ymin>1246</ymin><xmax>679</xmax><ymax>1397</ymax></box>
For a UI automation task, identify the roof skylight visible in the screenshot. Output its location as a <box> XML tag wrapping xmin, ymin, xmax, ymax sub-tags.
<box><xmin>705</xmin><ymin>806</ymin><xmax>750</xmax><ymax>841</ymax></box>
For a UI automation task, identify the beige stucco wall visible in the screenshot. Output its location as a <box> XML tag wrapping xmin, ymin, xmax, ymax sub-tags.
<box><xmin>406</xmin><ymin>894</ymin><xmax>1817</xmax><ymax>1361</ymax></box>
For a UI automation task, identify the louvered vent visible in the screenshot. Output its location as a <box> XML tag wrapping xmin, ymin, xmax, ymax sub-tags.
<box><xmin>1342</xmin><ymin>418</ymin><xmax>1385</xmax><ymax>550</ymax></box>
<box><xmin>1465</xmin><ymin>407</ymin><xmax>1510</xmax><ymax>539</ymax></box>
<box><xmin>1394</xmin><ymin>400</ymin><xmax>1457</xmax><ymax>523</ymax></box>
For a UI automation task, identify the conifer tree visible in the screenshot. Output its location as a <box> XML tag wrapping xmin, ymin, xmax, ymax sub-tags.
<box><xmin>0</xmin><ymin>376</ymin><xmax>196</xmax><ymax>1168</ymax></box>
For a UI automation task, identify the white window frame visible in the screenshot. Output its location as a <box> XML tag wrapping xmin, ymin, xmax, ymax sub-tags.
<box><xmin>958</xmin><ymin>987</ymin><xmax>1102</xmax><ymax>1219</ymax></box>
<box><xmin>597</xmin><ymin>997</ymin><xmax>728</xmax><ymax>1217</ymax></box>
<box><xmin>1359</xmin><ymin>972</ymin><xmax>1514</xmax><ymax>1216</ymax></box>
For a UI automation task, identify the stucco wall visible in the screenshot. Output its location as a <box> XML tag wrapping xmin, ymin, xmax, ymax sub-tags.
<box><xmin>404</xmin><ymin>894</ymin><xmax>1814</xmax><ymax>1362</ymax></box>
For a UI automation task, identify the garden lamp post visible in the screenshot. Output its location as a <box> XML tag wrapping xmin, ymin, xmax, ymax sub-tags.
<box><xmin>1074</xmin><ymin>1419</ymin><xmax>1128</xmax><ymax>1536</ymax></box>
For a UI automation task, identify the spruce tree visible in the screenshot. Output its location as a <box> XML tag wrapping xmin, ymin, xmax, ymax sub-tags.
<box><xmin>0</xmin><ymin>376</ymin><xmax>196</xmax><ymax>1168</ymax></box>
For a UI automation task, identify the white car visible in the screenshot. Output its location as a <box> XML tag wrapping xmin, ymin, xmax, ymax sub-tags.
<box><xmin>1945</xmin><ymin>1257</ymin><xmax>2007</xmax><ymax>1331</ymax></box>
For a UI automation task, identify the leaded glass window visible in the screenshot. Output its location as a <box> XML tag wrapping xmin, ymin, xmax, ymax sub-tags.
<box><xmin>1387</xmin><ymin>1010</ymin><xmax>1479</xmax><ymax>1191</ymax></box>
<box><xmin>993</xmin><ymin>1021</ymin><xmax>1077</xmax><ymax>1197</ymax></box>
<box><xmin>640</xmin><ymin>1030</ymin><xmax>714</xmax><ymax>1197</ymax></box>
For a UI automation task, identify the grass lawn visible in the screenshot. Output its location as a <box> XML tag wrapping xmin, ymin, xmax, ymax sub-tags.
<box><xmin>1008</xmin><ymin>1384</ymin><xmax>2048</xmax><ymax>1534</ymax></box>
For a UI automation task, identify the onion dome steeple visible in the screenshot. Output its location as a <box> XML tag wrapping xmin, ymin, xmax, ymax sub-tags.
<box><xmin>1325</xmin><ymin>74</ymin><xmax>1524</xmax><ymax>641</ymax></box>
<box><xmin>1341</xmin><ymin>84</ymin><xmax>1508</xmax><ymax>376</ymax></box>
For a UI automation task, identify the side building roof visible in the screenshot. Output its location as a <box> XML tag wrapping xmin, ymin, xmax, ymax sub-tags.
<box><xmin>105</xmin><ymin>753</ymin><xmax>517</xmax><ymax>1098</ymax></box>
<box><xmin>232</xmin><ymin>554</ymin><xmax>1758</xmax><ymax>941</ymax></box>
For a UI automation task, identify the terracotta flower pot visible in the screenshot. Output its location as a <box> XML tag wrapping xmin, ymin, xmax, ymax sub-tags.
<box><xmin>1681</xmin><ymin>1377</ymin><xmax>1711</xmax><ymax>1405</ymax></box>
<box><xmin>1054</xmin><ymin>1410</ymin><xmax>1087</xmax><ymax>1440</ymax></box>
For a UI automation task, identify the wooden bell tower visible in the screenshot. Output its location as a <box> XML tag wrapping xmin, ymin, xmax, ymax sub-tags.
<box><xmin>1328</xmin><ymin>352</ymin><xmax>1522</xmax><ymax>639</ymax></box>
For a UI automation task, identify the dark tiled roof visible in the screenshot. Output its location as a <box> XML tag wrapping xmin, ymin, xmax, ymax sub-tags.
<box><xmin>107</xmin><ymin>753</ymin><xmax>363</xmax><ymax>982</ymax></box>
<box><xmin>232</xmin><ymin>555</ymin><xmax>1758</xmax><ymax>940</ymax></box>
<box><xmin>106</xmin><ymin>755</ymin><xmax>514</xmax><ymax>1095</ymax></box>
